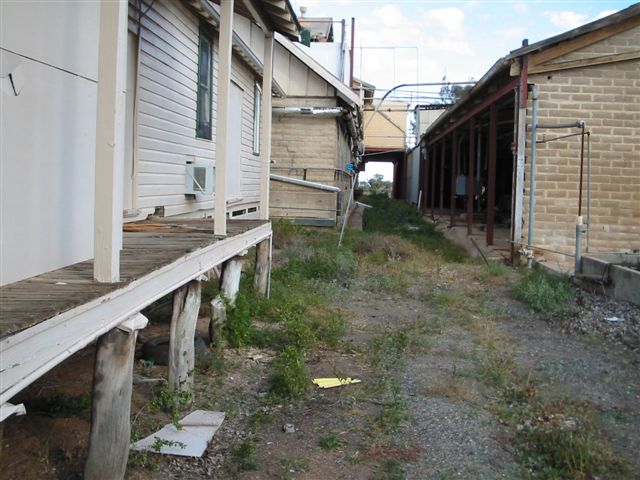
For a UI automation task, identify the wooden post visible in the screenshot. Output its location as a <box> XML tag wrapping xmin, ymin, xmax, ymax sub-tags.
<box><xmin>253</xmin><ymin>237</ymin><xmax>270</xmax><ymax>296</ymax></box>
<box><xmin>85</xmin><ymin>314</ymin><xmax>148</xmax><ymax>480</ymax></box>
<box><xmin>487</xmin><ymin>103</ymin><xmax>498</xmax><ymax>246</ymax></box>
<box><xmin>168</xmin><ymin>280</ymin><xmax>202</xmax><ymax>393</ymax></box>
<box><xmin>209</xmin><ymin>296</ymin><xmax>226</xmax><ymax>346</ymax></box>
<box><xmin>214</xmin><ymin>0</ymin><xmax>234</xmax><ymax>236</ymax></box>
<box><xmin>467</xmin><ymin>121</ymin><xmax>476</xmax><ymax>236</ymax></box>
<box><xmin>259</xmin><ymin>34</ymin><xmax>274</xmax><ymax>220</ymax></box>
<box><xmin>93</xmin><ymin>0</ymin><xmax>128</xmax><ymax>282</ymax></box>
<box><xmin>220</xmin><ymin>255</ymin><xmax>244</xmax><ymax>305</ymax></box>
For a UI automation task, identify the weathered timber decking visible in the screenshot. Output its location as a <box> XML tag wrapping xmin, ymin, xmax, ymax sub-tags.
<box><xmin>0</xmin><ymin>219</ymin><xmax>270</xmax><ymax>405</ymax></box>
<box><xmin>0</xmin><ymin>219</ymin><xmax>264</xmax><ymax>338</ymax></box>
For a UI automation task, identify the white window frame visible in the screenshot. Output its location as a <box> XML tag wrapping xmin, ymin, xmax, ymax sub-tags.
<box><xmin>253</xmin><ymin>82</ymin><xmax>262</xmax><ymax>155</ymax></box>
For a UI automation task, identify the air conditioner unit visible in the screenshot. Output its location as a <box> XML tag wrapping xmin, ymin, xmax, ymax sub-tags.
<box><xmin>185</xmin><ymin>163</ymin><xmax>214</xmax><ymax>195</ymax></box>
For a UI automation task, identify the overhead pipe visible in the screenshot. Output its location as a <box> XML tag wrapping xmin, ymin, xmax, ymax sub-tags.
<box><xmin>273</xmin><ymin>107</ymin><xmax>345</xmax><ymax>116</ymax></box>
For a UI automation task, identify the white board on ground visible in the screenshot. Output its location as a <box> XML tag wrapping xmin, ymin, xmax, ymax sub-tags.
<box><xmin>130</xmin><ymin>410</ymin><xmax>225</xmax><ymax>457</ymax></box>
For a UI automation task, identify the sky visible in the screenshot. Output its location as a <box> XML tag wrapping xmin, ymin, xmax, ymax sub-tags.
<box><xmin>290</xmin><ymin>0</ymin><xmax>636</xmax><ymax>180</ymax></box>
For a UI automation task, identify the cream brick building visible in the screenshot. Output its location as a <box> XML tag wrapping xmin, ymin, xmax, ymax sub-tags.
<box><xmin>416</xmin><ymin>4</ymin><xmax>639</xmax><ymax>268</ymax></box>
<box><xmin>269</xmin><ymin>34</ymin><xmax>362</xmax><ymax>226</ymax></box>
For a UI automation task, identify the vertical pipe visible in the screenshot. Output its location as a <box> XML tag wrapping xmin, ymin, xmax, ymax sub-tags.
<box><xmin>340</xmin><ymin>19</ymin><xmax>346</xmax><ymax>82</ymax></box>
<box><xmin>527</xmin><ymin>85</ymin><xmax>539</xmax><ymax>268</ymax></box>
<box><xmin>487</xmin><ymin>103</ymin><xmax>497</xmax><ymax>246</ymax></box>
<box><xmin>575</xmin><ymin>123</ymin><xmax>586</xmax><ymax>274</ymax></box>
<box><xmin>467</xmin><ymin>121</ymin><xmax>475</xmax><ymax>236</ymax></box>
<box><xmin>510</xmin><ymin>88</ymin><xmax>519</xmax><ymax>264</ymax></box>
<box><xmin>586</xmin><ymin>132</ymin><xmax>592</xmax><ymax>253</ymax></box>
<box><xmin>349</xmin><ymin>18</ymin><xmax>355</xmax><ymax>88</ymax></box>
<box><xmin>450</xmin><ymin>133</ymin><xmax>458</xmax><ymax>227</ymax></box>
<box><xmin>439</xmin><ymin>137</ymin><xmax>445</xmax><ymax>213</ymax></box>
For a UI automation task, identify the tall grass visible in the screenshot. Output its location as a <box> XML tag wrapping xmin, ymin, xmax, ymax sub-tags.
<box><xmin>361</xmin><ymin>194</ymin><xmax>467</xmax><ymax>262</ymax></box>
<box><xmin>513</xmin><ymin>267</ymin><xmax>575</xmax><ymax>320</ymax></box>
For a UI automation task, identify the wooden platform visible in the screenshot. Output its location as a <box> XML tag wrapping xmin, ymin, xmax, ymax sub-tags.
<box><xmin>0</xmin><ymin>219</ymin><xmax>270</xmax><ymax>406</ymax></box>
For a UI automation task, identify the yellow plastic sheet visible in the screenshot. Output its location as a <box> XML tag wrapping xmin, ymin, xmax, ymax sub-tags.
<box><xmin>312</xmin><ymin>377</ymin><xmax>362</xmax><ymax>389</ymax></box>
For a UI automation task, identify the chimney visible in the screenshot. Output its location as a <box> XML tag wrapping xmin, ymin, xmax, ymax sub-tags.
<box><xmin>300</xmin><ymin>6</ymin><xmax>307</xmax><ymax>17</ymax></box>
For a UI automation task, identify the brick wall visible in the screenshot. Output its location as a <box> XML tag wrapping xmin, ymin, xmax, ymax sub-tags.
<box><xmin>523</xmin><ymin>26</ymin><xmax>640</xmax><ymax>257</ymax></box>
<box><xmin>270</xmin><ymin>97</ymin><xmax>354</xmax><ymax>222</ymax></box>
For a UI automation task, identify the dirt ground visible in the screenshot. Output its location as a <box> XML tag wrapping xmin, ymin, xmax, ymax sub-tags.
<box><xmin>2</xmin><ymin>230</ymin><xmax>639</xmax><ymax>479</ymax></box>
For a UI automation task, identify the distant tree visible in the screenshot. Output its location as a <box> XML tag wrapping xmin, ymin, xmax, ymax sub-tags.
<box><xmin>368</xmin><ymin>173</ymin><xmax>392</xmax><ymax>197</ymax></box>
<box><xmin>438</xmin><ymin>82</ymin><xmax>474</xmax><ymax>104</ymax></box>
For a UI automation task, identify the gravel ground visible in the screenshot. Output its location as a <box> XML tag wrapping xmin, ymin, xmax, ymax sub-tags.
<box><xmin>567</xmin><ymin>288</ymin><xmax>640</xmax><ymax>354</ymax></box>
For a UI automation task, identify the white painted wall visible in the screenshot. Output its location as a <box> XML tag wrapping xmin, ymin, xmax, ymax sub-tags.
<box><xmin>134</xmin><ymin>0</ymin><xmax>262</xmax><ymax>217</ymax></box>
<box><xmin>1</xmin><ymin>2</ymin><xmax>99</xmax><ymax>286</ymax></box>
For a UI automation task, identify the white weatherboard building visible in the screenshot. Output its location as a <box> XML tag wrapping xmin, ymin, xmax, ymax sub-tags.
<box><xmin>1</xmin><ymin>0</ymin><xmax>298</xmax><ymax>477</ymax></box>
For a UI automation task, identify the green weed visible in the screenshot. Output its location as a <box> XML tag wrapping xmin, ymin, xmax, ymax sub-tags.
<box><xmin>150</xmin><ymin>386</ymin><xmax>193</xmax><ymax>427</ymax></box>
<box><xmin>231</xmin><ymin>438</ymin><xmax>260</xmax><ymax>471</ymax></box>
<box><xmin>318</xmin><ymin>433</ymin><xmax>344</xmax><ymax>450</ymax></box>
<box><xmin>268</xmin><ymin>346</ymin><xmax>309</xmax><ymax>399</ymax></box>
<box><xmin>513</xmin><ymin>267</ymin><xmax>575</xmax><ymax>320</ymax></box>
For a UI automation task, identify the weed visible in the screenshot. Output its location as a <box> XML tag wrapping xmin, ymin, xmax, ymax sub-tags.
<box><xmin>231</xmin><ymin>438</ymin><xmax>260</xmax><ymax>471</ymax></box>
<box><xmin>373</xmin><ymin>459</ymin><xmax>405</xmax><ymax>480</ymax></box>
<box><xmin>25</xmin><ymin>392</ymin><xmax>91</xmax><ymax>418</ymax></box>
<box><xmin>318</xmin><ymin>433</ymin><xmax>344</xmax><ymax>450</ymax></box>
<box><xmin>282</xmin><ymin>457</ymin><xmax>310</xmax><ymax>477</ymax></box>
<box><xmin>362</xmin><ymin>195</ymin><xmax>467</xmax><ymax>262</ymax></box>
<box><xmin>151</xmin><ymin>437</ymin><xmax>186</xmax><ymax>452</ymax></box>
<box><xmin>268</xmin><ymin>346</ymin><xmax>308</xmax><ymax>399</ymax></box>
<box><xmin>224</xmin><ymin>294</ymin><xmax>256</xmax><ymax>348</ymax></box>
<box><xmin>150</xmin><ymin>386</ymin><xmax>193</xmax><ymax>427</ymax></box>
<box><xmin>477</xmin><ymin>343</ymin><xmax>516</xmax><ymax>389</ymax></box>
<box><xmin>196</xmin><ymin>344</ymin><xmax>225</xmax><ymax>375</ymax></box>
<box><xmin>272</xmin><ymin>219</ymin><xmax>304</xmax><ymax>249</ymax></box>
<box><xmin>513</xmin><ymin>267</ymin><xmax>575</xmax><ymax>320</ymax></box>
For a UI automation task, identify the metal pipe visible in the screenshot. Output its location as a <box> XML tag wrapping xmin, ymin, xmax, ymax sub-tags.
<box><xmin>272</xmin><ymin>107</ymin><xmax>345</xmax><ymax>116</ymax></box>
<box><xmin>340</xmin><ymin>18</ymin><xmax>346</xmax><ymax>83</ymax></box>
<box><xmin>338</xmin><ymin>174</ymin><xmax>357</xmax><ymax>247</ymax></box>
<box><xmin>575</xmin><ymin>122</ymin><xmax>586</xmax><ymax>275</ymax></box>
<box><xmin>270</xmin><ymin>174</ymin><xmax>341</xmax><ymax>192</ymax></box>
<box><xmin>527</xmin><ymin>85</ymin><xmax>539</xmax><ymax>268</ymax></box>
<box><xmin>349</xmin><ymin>17</ymin><xmax>355</xmax><ymax>88</ymax></box>
<box><xmin>586</xmin><ymin>132</ymin><xmax>592</xmax><ymax>253</ymax></box>
<box><xmin>537</xmin><ymin>121</ymin><xmax>583</xmax><ymax>129</ymax></box>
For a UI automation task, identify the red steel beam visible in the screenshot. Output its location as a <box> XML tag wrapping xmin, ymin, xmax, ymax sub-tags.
<box><xmin>467</xmin><ymin>121</ymin><xmax>475</xmax><ymax>236</ymax></box>
<box><xmin>430</xmin><ymin>143</ymin><xmax>437</xmax><ymax>218</ymax></box>
<box><xmin>426</xmin><ymin>78</ymin><xmax>519</xmax><ymax>147</ymax></box>
<box><xmin>487</xmin><ymin>103</ymin><xmax>497</xmax><ymax>246</ymax></box>
<box><xmin>439</xmin><ymin>138</ymin><xmax>445</xmax><ymax>212</ymax></box>
<box><xmin>449</xmin><ymin>133</ymin><xmax>458</xmax><ymax>227</ymax></box>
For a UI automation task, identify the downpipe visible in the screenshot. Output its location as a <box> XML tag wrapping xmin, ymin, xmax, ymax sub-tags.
<box><xmin>527</xmin><ymin>85</ymin><xmax>538</xmax><ymax>268</ymax></box>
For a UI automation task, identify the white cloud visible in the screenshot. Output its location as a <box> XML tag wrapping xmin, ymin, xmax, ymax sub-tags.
<box><xmin>594</xmin><ymin>9</ymin><xmax>617</xmax><ymax>20</ymax></box>
<box><xmin>543</xmin><ymin>10</ymin><xmax>588</xmax><ymax>29</ymax></box>
<box><xmin>497</xmin><ymin>26</ymin><xmax>526</xmax><ymax>39</ymax></box>
<box><xmin>513</xmin><ymin>2</ymin><xmax>529</xmax><ymax>14</ymax></box>
<box><xmin>422</xmin><ymin>7</ymin><xmax>465</xmax><ymax>35</ymax></box>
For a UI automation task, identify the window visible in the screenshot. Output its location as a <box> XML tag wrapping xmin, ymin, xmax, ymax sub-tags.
<box><xmin>196</xmin><ymin>27</ymin><xmax>213</xmax><ymax>139</ymax></box>
<box><xmin>253</xmin><ymin>82</ymin><xmax>261</xmax><ymax>154</ymax></box>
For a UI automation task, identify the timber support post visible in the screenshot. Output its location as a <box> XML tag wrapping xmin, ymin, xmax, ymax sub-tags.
<box><xmin>168</xmin><ymin>280</ymin><xmax>202</xmax><ymax>393</ymax></box>
<box><xmin>253</xmin><ymin>237</ymin><xmax>270</xmax><ymax>296</ymax></box>
<box><xmin>85</xmin><ymin>313</ymin><xmax>148</xmax><ymax>480</ymax></box>
<box><xmin>220</xmin><ymin>254</ymin><xmax>245</xmax><ymax>305</ymax></box>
